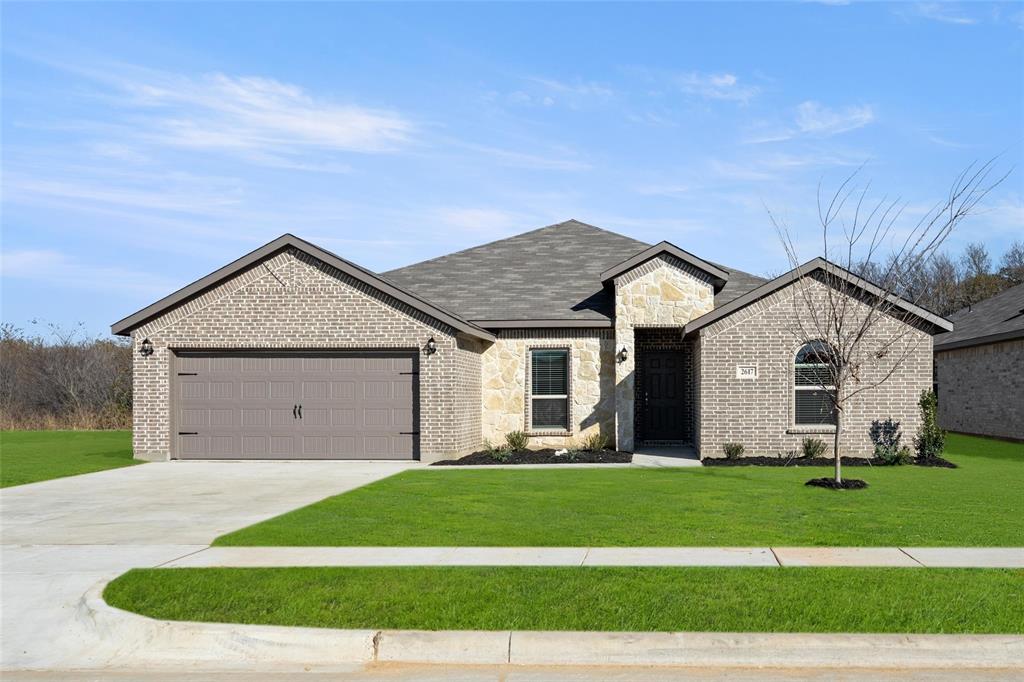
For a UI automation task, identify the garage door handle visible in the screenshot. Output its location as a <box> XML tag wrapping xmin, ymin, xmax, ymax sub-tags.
<box><xmin>297</xmin><ymin>405</ymin><xmax>303</xmax><ymax>419</ymax></box>
<box><xmin>293</xmin><ymin>405</ymin><xmax>298</xmax><ymax>419</ymax></box>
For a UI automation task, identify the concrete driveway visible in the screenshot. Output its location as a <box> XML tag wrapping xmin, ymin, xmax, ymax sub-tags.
<box><xmin>0</xmin><ymin>460</ymin><xmax>417</xmax><ymax>671</ymax></box>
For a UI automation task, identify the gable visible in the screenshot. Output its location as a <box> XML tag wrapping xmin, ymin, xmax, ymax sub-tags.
<box><xmin>111</xmin><ymin>234</ymin><xmax>493</xmax><ymax>341</ymax></box>
<box><xmin>128</xmin><ymin>249</ymin><xmax>460</xmax><ymax>342</ymax></box>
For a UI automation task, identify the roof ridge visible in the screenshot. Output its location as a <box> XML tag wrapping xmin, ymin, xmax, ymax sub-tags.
<box><xmin>384</xmin><ymin>219</ymin><xmax>647</xmax><ymax>275</ymax></box>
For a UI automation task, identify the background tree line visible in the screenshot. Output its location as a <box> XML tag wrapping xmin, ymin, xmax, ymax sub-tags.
<box><xmin>855</xmin><ymin>239</ymin><xmax>1024</xmax><ymax>316</ymax></box>
<box><xmin>0</xmin><ymin>322</ymin><xmax>132</xmax><ymax>430</ymax></box>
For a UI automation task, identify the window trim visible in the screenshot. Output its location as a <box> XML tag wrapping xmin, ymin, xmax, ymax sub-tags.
<box><xmin>793</xmin><ymin>341</ymin><xmax>838</xmax><ymax>428</ymax></box>
<box><xmin>526</xmin><ymin>345</ymin><xmax>573</xmax><ymax>435</ymax></box>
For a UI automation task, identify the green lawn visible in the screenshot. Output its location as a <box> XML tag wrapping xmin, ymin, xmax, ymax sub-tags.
<box><xmin>0</xmin><ymin>430</ymin><xmax>138</xmax><ymax>488</ymax></box>
<box><xmin>215</xmin><ymin>434</ymin><xmax>1023</xmax><ymax>547</ymax></box>
<box><xmin>104</xmin><ymin>566</ymin><xmax>1024</xmax><ymax>634</ymax></box>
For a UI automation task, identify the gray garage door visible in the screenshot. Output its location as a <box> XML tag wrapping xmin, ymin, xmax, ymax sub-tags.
<box><xmin>173</xmin><ymin>352</ymin><xmax>417</xmax><ymax>460</ymax></box>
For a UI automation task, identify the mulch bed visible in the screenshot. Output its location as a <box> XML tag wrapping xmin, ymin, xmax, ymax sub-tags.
<box><xmin>914</xmin><ymin>456</ymin><xmax>958</xmax><ymax>468</ymax></box>
<box><xmin>703</xmin><ymin>456</ymin><xmax>886</xmax><ymax>467</ymax></box>
<box><xmin>805</xmin><ymin>477</ymin><xmax>869</xmax><ymax>490</ymax></box>
<box><xmin>432</xmin><ymin>448</ymin><xmax>633</xmax><ymax>466</ymax></box>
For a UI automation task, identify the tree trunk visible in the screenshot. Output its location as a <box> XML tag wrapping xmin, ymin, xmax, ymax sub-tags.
<box><xmin>833</xmin><ymin>409</ymin><xmax>843</xmax><ymax>484</ymax></box>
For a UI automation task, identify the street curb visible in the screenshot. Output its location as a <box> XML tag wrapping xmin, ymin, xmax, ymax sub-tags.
<box><xmin>82</xmin><ymin>581</ymin><xmax>1024</xmax><ymax>670</ymax></box>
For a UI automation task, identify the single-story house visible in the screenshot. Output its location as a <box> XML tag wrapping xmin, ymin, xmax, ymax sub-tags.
<box><xmin>934</xmin><ymin>283</ymin><xmax>1024</xmax><ymax>442</ymax></box>
<box><xmin>112</xmin><ymin>220</ymin><xmax>951</xmax><ymax>462</ymax></box>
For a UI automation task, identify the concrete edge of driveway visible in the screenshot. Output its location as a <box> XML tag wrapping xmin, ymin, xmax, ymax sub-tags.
<box><xmin>78</xmin><ymin>580</ymin><xmax>1024</xmax><ymax>671</ymax></box>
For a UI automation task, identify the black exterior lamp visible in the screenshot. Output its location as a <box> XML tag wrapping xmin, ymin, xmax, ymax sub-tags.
<box><xmin>425</xmin><ymin>337</ymin><xmax>437</xmax><ymax>355</ymax></box>
<box><xmin>140</xmin><ymin>338</ymin><xmax>154</xmax><ymax>357</ymax></box>
<box><xmin>617</xmin><ymin>346</ymin><xmax>629</xmax><ymax>363</ymax></box>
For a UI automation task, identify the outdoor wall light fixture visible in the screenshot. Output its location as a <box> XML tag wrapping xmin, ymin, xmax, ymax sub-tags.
<box><xmin>618</xmin><ymin>346</ymin><xmax>628</xmax><ymax>363</ymax></box>
<box><xmin>425</xmin><ymin>337</ymin><xmax>437</xmax><ymax>355</ymax></box>
<box><xmin>140</xmin><ymin>338</ymin><xmax>154</xmax><ymax>357</ymax></box>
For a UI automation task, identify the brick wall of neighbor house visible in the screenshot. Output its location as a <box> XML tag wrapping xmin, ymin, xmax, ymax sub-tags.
<box><xmin>130</xmin><ymin>248</ymin><xmax>483</xmax><ymax>463</ymax></box>
<box><xmin>614</xmin><ymin>255</ymin><xmax>716</xmax><ymax>451</ymax></box>
<box><xmin>697</xmin><ymin>277</ymin><xmax>933</xmax><ymax>459</ymax></box>
<box><xmin>480</xmin><ymin>329</ymin><xmax>615</xmax><ymax>449</ymax></box>
<box><xmin>935</xmin><ymin>338</ymin><xmax>1024</xmax><ymax>441</ymax></box>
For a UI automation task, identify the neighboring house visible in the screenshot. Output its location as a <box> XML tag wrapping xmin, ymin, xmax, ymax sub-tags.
<box><xmin>934</xmin><ymin>283</ymin><xmax>1024</xmax><ymax>442</ymax></box>
<box><xmin>112</xmin><ymin>220</ymin><xmax>951</xmax><ymax>463</ymax></box>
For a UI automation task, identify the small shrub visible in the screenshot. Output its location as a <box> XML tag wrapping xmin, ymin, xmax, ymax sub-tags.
<box><xmin>870</xmin><ymin>418</ymin><xmax>911</xmax><ymax>465</ymax></box>
<box><xmin>504</xmin><ymin>430</ymin><xmax>529</xmax><ymax>451</ymax></box>
<box><xmin>801</xmin><ymin>437</ymin><xmax>827</xmax><ymax>459</ymax></box>
<box><xmin>913</xmin><ymin>390</ymin><xmax>946</xmax><ymax>460</ymax></box>
<box><xmin>722</xmin><ymin>442</ymin><xmax>745</xmax><ymax>460</ymax></box>
<box><xmin>482</xmin><ymin>440</ymin><xmax>510</xmax><ymax>461</ymax></box>
<box><xmin>580</xmin><ymin>431</ymin><xmax>610</xmax><ymax>452</ymax></box>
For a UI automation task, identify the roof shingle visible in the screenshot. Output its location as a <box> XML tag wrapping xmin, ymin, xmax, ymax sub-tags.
<box><xmin>934</xmin><ymin>283</ymin><xmax>1024</xmax><ymax>350</ymax></box>
<box><xmin>384</xmin><ymin>219</ymin><xmax>767</xmax><ymax>323</ymax></box>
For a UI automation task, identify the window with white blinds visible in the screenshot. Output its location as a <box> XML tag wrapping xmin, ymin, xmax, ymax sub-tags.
<box><xmin>531</xmin><ymin>349</ymin><xmax>569</xmax><ymax>430</ymax></box>
<box><xmin>794</xmin><ymin>341</ymin><xmax>837</xmax><ymax>426</ymax></box>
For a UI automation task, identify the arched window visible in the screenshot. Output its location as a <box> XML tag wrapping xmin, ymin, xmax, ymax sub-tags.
<box><xmin>794</xmin><ymin>341</ymin><xmax>837</xmax><ymax>426</ymax></box>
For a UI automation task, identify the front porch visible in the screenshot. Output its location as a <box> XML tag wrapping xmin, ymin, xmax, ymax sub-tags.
<box><xmin>632</xmin><ymin>327</ymin><xmax>698</xmax><ymax>452</ymax></box>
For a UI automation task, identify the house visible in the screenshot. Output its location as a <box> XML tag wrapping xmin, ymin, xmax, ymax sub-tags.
<box><xmin>111</xmin><ymin>220</ymin><xmax>951</xmax><ymax>462</ymax></box>
<box><xmin>934</xmin><ymin>283</ymin><xmax>1024</xmax><ymax>442</ymax></box>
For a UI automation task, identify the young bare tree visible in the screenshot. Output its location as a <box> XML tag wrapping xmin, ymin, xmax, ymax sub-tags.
<box><xmin>769</xmin><ymin>160</ymin><xmax>1006</xmax><ymax>486</ymax></box>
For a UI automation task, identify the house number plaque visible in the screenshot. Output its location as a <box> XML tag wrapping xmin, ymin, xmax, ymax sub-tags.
<box><xmin>736</xmin><ymin>365</ymin><xmax>757</xmax><ymax>380</ymax></box>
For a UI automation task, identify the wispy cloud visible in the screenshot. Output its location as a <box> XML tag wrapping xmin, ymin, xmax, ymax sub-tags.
<box><xmin>462</xmin><ymin>143</ymin><xmax>592</xmax><ymax>171</ymax></box>
<box><xmin>527</xmin><ymin>76</ymin><xmax>614</xmax><ymax>98</ymax></box>
<box><xmin>908</xmin><ymin>2</ymin><xmax>978</xmax><ymax>25</ymax></box>
<box><xmin>430</xmin><ymin>206</ymin><xmax>535</xmax><ymax>235</ymax></box>
<box><xmin>795</xmin><ymin>101</ymin><xmax>875</xmax><ymax>135</ymax></box>
<box><xmin>1</xmin><ymin>249</ymin><xmax>180</xmax><ymax>295</ymax></box>
<box><xmin>675</xmin><ymin>72</ymin><xmax>759</xmax><ymax>103</ymax></box>
<box><xmin>11</xmin><ymin>55</ymin><xmax>415</xmax><ymax>167</ymax></box>
<box><xmin>123</xmin><ymin>72</ymin><xmax>413</xmax><ymax>155</ymax></box>
<box><xmin>746</xmin><ymin>101</ymin><xmax>875</xmax><ymax>143</ymax></box>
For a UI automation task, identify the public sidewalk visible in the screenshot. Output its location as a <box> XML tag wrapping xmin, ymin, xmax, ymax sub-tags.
<box><xmin>162</xmin><ymin>545</ymin><xmax>1024</xmax><ymax>568</ymax></box>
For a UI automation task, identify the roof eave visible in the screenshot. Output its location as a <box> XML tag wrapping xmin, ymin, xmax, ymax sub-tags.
<box><xmin>110</xmin><ymin>234</ymin><xmax>495</xmax><ymax>342</ymax></box>
<box><xmin>935</xmin><ymin>328</ymin><xmax>1024</xmax><ymax>351</ymax></box>
<box><xmin>600</xmin><ymin>241</ymin><xmax>729</xmax><ymax>291</ymax></box>
<box><xmin>684</xmin><ymin>257</ymin><xmax>953</xmax><ymax>336</ymax></box>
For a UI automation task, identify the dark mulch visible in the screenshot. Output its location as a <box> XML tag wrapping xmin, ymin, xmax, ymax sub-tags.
<box><xmin>805</xmin><ymin>477</ymin><xmax>869</xmax><ymax>490</ymax></box>
<box><xmin>703</xmin><ymin>456</ymin><xmax>886</xmax><ymax>467</ymax></box>
<box><xmin>915</xmin><ymin>456</ymin><xmax>958</xmax><ymax>468</ymax></box>
<box><xmin>432</xmin><ymin>448</ymin><xmax>633</xmax><ymax>466</ymax></box>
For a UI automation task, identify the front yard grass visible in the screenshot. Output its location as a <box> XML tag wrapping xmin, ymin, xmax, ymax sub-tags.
<box><xmin>0</xmin><ymin>430</ymin><xmax>138</xmax><ymax>488</ymax></box>
<box><xmin>105</xmin><ymin>566</ymin><xmax>1024</xmax><ymax>634</ymax></box>
<box><xmin>215</xmin><ymin>434</ymin><xmax>1023</xmax><ymax>547</ymax></box>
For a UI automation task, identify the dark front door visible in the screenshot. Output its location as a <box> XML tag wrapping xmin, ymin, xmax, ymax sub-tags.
<box><xmin>641</xmin><ymin>351</ymin><xmax>685</xmax><ymax>441</ymax></box>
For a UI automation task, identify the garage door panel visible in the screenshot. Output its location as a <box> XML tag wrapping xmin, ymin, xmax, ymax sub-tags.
<box><xmin>302</xmin><ymin>382</ymin><xmax>328</xmax><ymax>399</ymax></box>
<box><xmin>175</xmin><ymin>351</ymin><xmax>417</xmax><ymax>460</ymax></box>
<box><xmin>241</xmin><ymin>382</ymin><xmax>267</xmax><ymax>399</ymax></box>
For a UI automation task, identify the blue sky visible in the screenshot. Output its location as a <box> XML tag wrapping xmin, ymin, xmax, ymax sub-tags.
<box><xmin>2</xmin><ymin>1</ymin><xmax>1022</xmax><ymax>337</ymax></box>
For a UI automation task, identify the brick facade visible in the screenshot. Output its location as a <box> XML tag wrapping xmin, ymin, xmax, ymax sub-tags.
<box><xmin>126</xmin><ymin>243</ymin><xmax>938</xmax><ymax>462</ymax></box>
<box><xmin>131</xmin><ymin>248</ymin><xmax>482</xmax><ymax>463</ymax></box>
<box><xmin>935</xmin><ymin>338</ymin><xmax>1024</xmax><ymax>441</ymax></box>
<box><xmin>695</xmin><ymin>277</ymin><xmax>933</xmax><ymax>458</ymax></box>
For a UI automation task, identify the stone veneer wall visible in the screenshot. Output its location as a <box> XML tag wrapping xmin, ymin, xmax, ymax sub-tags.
<box><xmin>935</xmin><ymin>338</ymin><xmax>1024</xmax><ymax>441</ymax></box>
<box><xmin>697</xmin><ymin>277</ymin><xmax>933</xmax><ymax>458</ymax></box>
<box><xmin>480</xmin><ymin>329</ymin><xmax>615</xmax><ymax>449</ymax></box>
<box><xmin>131</xmin><ymin>248</ymin><xmax>483</xmax><ymax>463</ymax></box>
<box><xmin>613</xmin><ymin>255</ymin><xmax>716</xmax><ymax>451</ymax></box>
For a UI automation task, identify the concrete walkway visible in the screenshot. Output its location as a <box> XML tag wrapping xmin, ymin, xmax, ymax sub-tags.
<box><xmin>0</xmin><ymin>460</ymin><xmax>418</xmax><ymax>671</ymax></box>
<box><xmin>162</xmin><ymin>545</ymin><xmax>1024</xmax><ymax>568</ymax></box>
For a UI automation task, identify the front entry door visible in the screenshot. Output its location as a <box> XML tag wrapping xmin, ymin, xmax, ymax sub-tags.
<box><xmin>641</xmin><ymin>351</ymin><xmax>685</xmax><ymax>441</ymax></box>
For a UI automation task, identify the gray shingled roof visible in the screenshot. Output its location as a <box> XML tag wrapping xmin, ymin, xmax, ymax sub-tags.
<box><xmin>934</xmin><ymin>283</ymin><xmax>1024</xmax><ymax>350</ymax></box>
<box><xmin>383</xmin><ymin>219</ymin><xmax>766</xmax><ymax>323</ymax></box>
